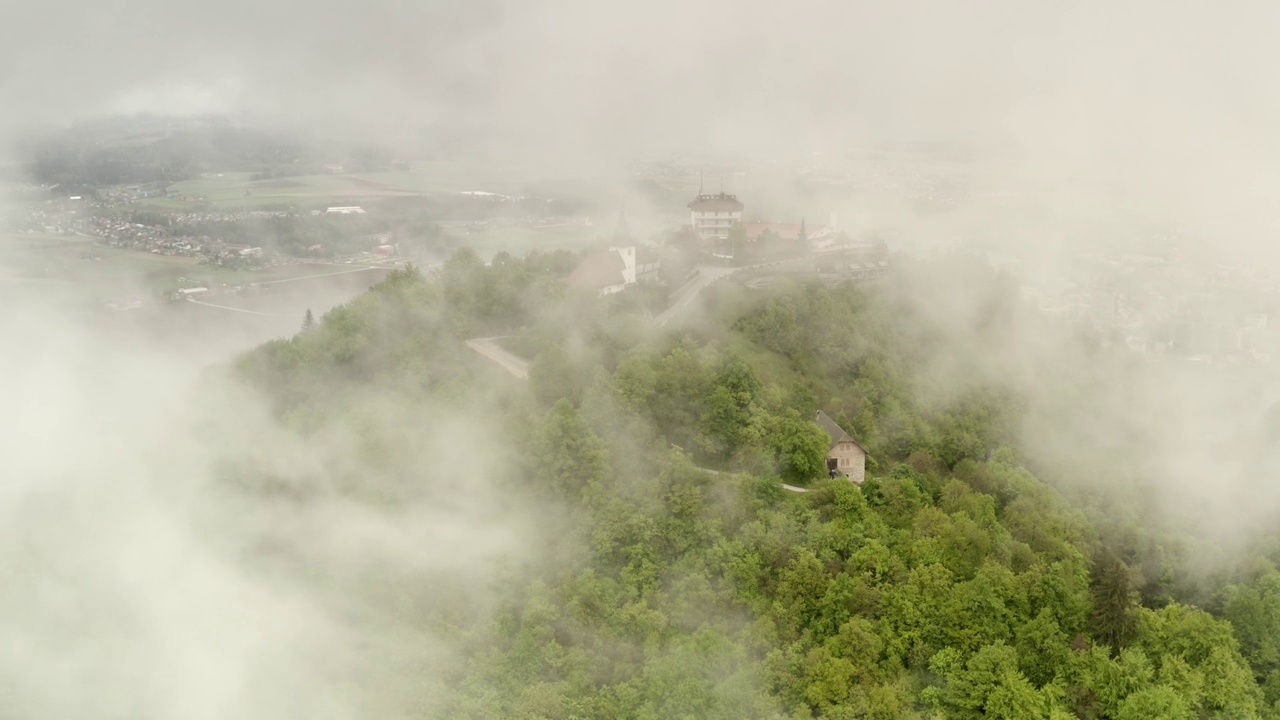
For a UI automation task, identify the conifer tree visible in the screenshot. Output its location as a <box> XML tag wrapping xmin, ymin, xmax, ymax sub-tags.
<box><xmin>1090</xmin><ymin>551</ymin><xmax>1140</xmax><ymax>655</ymax></box>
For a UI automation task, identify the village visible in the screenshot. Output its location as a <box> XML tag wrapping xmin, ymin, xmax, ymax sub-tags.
<box><xmin>563</xmin><ymin>187</ymin><xmax>890</xmax><ymax>299</ymax></box>
<box><xmin>7</xmin><ymin>151</ymin><xmax>1277</xmax><ymax>370</ymax></box>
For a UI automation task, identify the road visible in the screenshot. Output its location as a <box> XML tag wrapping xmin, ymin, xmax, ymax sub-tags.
<box><xmin>245</xmin><ymin>265</ymin><xmax>383</xmax><ymax>287</ymax></box>
<box><xmin>465</xmin><ymin>336</ymin><xmax>529</xmax><ymax>379</ymax></box>
<box><xmin>695</xmin><ymin>465</ymin><xmax>813</xmax><ymax>493</ymax></box>
<box><xmin>655</xmin><ymin>264</ymin><xmax>738</xmax><ymax>327</ymax></box>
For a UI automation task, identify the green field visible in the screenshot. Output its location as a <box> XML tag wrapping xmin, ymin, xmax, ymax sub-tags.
<box><xmin>148</xmin><ymin>171</ymin><xmax>425</xmax><ymax>209</ymax></box>
<box><xmin>141</xmin><ymin>164</ymin><xmax>533</xmax><ymax>210</ymax></box>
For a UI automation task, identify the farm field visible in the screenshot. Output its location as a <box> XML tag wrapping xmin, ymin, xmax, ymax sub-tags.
<box><xmin>148</xmin><ymin>171</ymin><xmax>428</xmax><ymax>209</ymax></box>
<box><xmin>134</xmin><ymin>157</ymin><xmax>555</xmax><ymax>210</ymax></box>
<box><xmin>0</xmin><ymin>233</ymin><xmax>377</xmax><ymax>295</ymax></box>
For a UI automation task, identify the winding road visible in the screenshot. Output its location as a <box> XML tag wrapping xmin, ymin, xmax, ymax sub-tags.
<box><xmin>185</xmin><ymin>297</ymin><xmax>294</xmax><ymax>317</ymax></box>
<box><xmin>465</xmin><ymin>336</ymin><xmax>529</xmax><ymax>379</ymax></box>
<box><xmin>654</xmin><ymin>264</ymin><xmax>738</xmax><ymax>327</ymax></box>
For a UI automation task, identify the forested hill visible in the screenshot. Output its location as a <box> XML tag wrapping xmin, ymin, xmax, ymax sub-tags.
<box><xmin>230</xmin><ymin>255</ymin><xmax>1280</xmax><ymax>719</ymax></box>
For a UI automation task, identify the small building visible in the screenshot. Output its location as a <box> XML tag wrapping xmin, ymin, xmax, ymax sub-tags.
<box><xmin>688</xmin><ymin>192</ymin><xmax>744</xmax><ymax>242</ymax></box>
<box><xmin>326</xmin><ymin>206</ymin><xmax>366</xmax><ymax>214</ymax></box>
<box><xmin>816</xmin><ymin>410</ymin><xmax>867</xmax><ymax>483</ymax></box>
<box><xmin>814</xmin><ymin>240</ymin><xmax>890</xmax><ymax>280</ymax></box>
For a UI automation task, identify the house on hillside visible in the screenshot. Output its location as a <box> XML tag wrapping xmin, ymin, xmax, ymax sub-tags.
<box><xmin>816</xmin><ymin>410</ymin><xmax>867</xmax><ymax>483</ymax></box>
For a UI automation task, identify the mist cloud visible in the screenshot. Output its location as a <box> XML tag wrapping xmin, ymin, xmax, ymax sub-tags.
<box><xmin>5</xmin><ymin>0</ymin><xmax>1280</xmax><ymax>712</ymax></box>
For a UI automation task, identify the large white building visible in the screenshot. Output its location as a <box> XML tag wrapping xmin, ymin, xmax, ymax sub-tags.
<box><xmin>688</xmin><ymin>192</ymin><xmax>744</xmax><ymax>242</ymax></box>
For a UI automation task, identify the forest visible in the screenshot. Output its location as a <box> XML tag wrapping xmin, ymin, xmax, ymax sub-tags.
<box><xmin>229</xmin><ymin>253</ymin><xmax>1280</xmax><ymax>719</ymax></box>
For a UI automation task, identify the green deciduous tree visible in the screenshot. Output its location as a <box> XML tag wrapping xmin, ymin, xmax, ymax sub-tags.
<box><xmin>768</xmin><ymin>409</ymin><xmax>830</xmax><ymax>485</ymax></box>
<box><xmin>1115</xmin><ymin>686</ymin><xmax>1193</xmax><ymax>720</ymax></box>
<box><xmin>1223</xmin><ymin>568</ymin><xmax>1280</xmax><ymax>680</ymax></box>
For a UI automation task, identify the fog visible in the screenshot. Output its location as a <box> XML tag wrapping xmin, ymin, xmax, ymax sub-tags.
<box><xmin>0</xmin><ymin>274</ymin><xmax>541</xmax><ymax>714</ymax></box>
<box><xmin>6</xmin><ymin>0</ymin><xmax>1280</xmax><ymax>714</ymax></box>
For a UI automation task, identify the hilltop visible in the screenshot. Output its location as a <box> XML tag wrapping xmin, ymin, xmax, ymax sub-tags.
<box><xmin>224</xmin><ymin>255</ymin><xmax>1280</xmax><ymax>719</ymax></box>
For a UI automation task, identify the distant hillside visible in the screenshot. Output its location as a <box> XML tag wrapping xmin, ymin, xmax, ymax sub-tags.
<box><xmin>16</xmin><ymin>114</ymin><xmax>395</xmax><ymax>189</ymax></box>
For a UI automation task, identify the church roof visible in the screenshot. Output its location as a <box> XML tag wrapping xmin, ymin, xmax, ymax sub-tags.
<box><xmin>568</xmin><ymin>249</ymin><xmax>627</xmax><ymax>290</ymax></box>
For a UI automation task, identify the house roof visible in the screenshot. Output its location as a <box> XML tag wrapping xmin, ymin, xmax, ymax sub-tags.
<box><xmin>816</xmin><ymin>410</ymin><xmax>867</xmax><ymax>453</ymax></box>
<box><xmin>688</xmin><ymin>192</ymin><xmax>744</xmax><ymax>212</ymax></box>
<box><xmin>568</xmin><ymin>249</ymin><xmax>627</xmax><ymax>290</ymax></box>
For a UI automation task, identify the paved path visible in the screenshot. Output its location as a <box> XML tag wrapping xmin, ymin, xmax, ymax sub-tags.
<box><xmin>694</xmin><ymin>465</ymin><xmax>814</xmax><ymax>493</ymax></box>
<box><xmin>654</xmin><ymin>258</ymin><xmax>814</xmax><ymax>327</ymax></box>
<box><xmin>465</xmin><ymin>336</ymin><xmax>529</xmax><ymax>379</ymax></box>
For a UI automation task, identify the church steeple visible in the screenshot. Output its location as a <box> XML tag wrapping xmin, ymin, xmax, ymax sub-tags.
<box><xmin>798</xmin><ymin>217</ymin><xmax>807</xmax><ymax>243</ymax></box>
<box><xmin>613</xmin><ymin>207</ymin><xmax>632</xmax><ymax>242</ymax></box>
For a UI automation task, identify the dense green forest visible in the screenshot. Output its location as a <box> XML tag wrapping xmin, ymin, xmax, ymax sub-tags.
<box><xmin>231</xmin><ymin>254</ymin><xmax>1280</xmax><ymax>719</ymax></box>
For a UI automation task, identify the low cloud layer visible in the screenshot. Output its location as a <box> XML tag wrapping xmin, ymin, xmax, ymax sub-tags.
<box><xmin>0</xmin><ymin>285</ymin><xmax>535</xmax><ymax>716</ymax></box>
<box><xmin>4</xmin><ymin>0</ymin><xmax>1280</xmax><ymax>712</ymax></box>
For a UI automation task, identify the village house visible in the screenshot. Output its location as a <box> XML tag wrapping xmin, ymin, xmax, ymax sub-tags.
<box><xmin>688</xmin><ymin>191</ymin><xmax>744</xmax><ymax>242</ymax></box>
<box><xmin>568</xmin><ymin>210</ymin><xmax>664</xmax><ymax>295</ymax></box>
<box><xmin>815</xmin><ymin>410</ymin><xmax>867</xmax><ymax>483</ymax></box>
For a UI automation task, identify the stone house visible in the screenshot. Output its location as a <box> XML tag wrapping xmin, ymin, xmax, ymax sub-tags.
<box><xmin>816</xmin><ymin>410</ymin><xmax>867</xmax><ymax>483</ymax></box>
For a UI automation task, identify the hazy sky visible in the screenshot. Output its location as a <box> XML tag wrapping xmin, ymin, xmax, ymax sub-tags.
<box><xmin>7</xmin><ymin>0</ymin><xmax>1280</xmax><ymax>260</ymax></box>
<box><xmin>5</xmin><ymin>0</ymin><xmax>1279</xmax><ymax>157</ymax></box>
